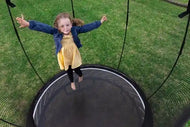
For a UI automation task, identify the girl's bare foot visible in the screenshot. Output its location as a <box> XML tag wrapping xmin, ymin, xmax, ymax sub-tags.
<box><xmin>78</xmin><ymin>76</ymin><xmax>83</xmax><ymax>82</ymax></box>
<box><xmin>71</xmin><ymin>82</ymin><xmax>76</xmax><ymax>90</ymax></box>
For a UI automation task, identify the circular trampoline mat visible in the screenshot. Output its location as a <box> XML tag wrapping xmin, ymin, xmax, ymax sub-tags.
<box><xmin>27</xmin><ymin>65</ymin><xmax>152</xmax><ymax>127</ymax></box>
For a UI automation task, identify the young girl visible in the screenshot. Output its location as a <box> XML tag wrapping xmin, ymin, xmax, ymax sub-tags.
<box><xmin>16</xmin><ymin>13</ymin><xmax>107</xmax><ymax>90</ymax></box>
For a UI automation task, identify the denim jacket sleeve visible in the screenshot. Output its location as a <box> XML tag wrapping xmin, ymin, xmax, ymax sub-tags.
<box><xmin>76</xmin><ymin>21</ymin><xmax>101</xmax><ymax>34</ymax></box>
<box><xmin>29</xmin><ymin>20</ymin><xmax>58</xmax><ymax>35</ymax></box>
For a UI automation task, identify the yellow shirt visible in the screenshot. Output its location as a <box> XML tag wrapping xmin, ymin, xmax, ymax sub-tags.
<box><xmin>57</xmin><ymin>33</ymin><xmax>82</xmax><ymax>71</ymax></box>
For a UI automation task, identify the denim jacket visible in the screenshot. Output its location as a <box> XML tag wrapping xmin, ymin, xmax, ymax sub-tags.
<box><xmin>29</xmin><ymin>20</ymin><xmax>102</xmax><ymax>54</ymax></box>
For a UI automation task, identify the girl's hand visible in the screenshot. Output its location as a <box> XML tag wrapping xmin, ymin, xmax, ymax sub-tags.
<box><xmin>100</xmin><ymin>15</ymin><xmax>107</xmax><ymax>24</ymax></box>
<box><xmin>16</xmin><ymin>14</ymin><xmax>29</xmax><ymax>28</ymax></box>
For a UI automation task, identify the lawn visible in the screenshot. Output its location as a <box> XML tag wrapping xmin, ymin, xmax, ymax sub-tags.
<box><xmin>0</xmin><ymin>0</ymin><xmax>190</xmax><ymax>127</ymax></box>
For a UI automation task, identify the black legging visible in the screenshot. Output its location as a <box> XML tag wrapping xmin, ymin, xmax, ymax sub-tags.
<box><xmin>67</xmin><ymin>65</ymin><xmax>82</xmax><ymax>82</ymax></box>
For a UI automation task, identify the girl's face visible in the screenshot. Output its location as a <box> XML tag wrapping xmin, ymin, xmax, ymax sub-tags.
<box><xmin>58</xmin><ymin>18</ymin><xmax>72</xmax><ymax>35</ymax></box>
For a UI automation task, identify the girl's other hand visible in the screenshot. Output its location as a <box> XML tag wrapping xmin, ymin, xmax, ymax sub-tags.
<box><xmin>16</xmin><ymin>14</ymin><xmax>29</xmax><ymax>28</ymax></box>
<box><xmin>100</xmin><ymin>15</ymin><xmax>107</xmax><ymax>24</ymax></box>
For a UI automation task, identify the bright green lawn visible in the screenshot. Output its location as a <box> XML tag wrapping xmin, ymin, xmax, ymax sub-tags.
<box><xmin>0</xmin><ymin>0</ymin><xmax>190</xmax><ymax>127</ymax></box>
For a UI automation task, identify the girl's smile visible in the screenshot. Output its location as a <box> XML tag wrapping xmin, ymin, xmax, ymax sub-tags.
<box><xmin>58</xmin><ymin>18</ymin><xmax>72</xmax><ymax>35</ymax></box>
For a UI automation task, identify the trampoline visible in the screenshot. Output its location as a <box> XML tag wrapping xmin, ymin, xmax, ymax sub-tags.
<box><xmin>26</xmin><ymin>65</ymin><xmax>152</xmax><ymax>127</ymax></box>
<box><xmin>4</xmin><ymin>0</ymin><xmax>190</xmax><ymax>126</ymax></box>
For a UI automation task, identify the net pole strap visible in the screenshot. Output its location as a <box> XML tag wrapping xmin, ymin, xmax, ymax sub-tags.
<box><xmin>117</xmin><ymin>0</ymin><xmax>130</xmax><ymax>70</ymax></box>
<box><xmin>178</xmin><ymin>0</ymin><xmax>190</xmax><ymax>18</ymax></box>
<box><xmin>147</xmin><ymin>11</ymin><xmax>190</xmax><ymax>100</ymax></box>
<box><xmin>5</xmin><ymin>0</ymin><xmax>45</xmax><ymax>84</ymax></box>
<box><xmin>0</xmin><ymin>1</ymin><xmax>24</xmax><ymax>127</ymax></box>
<box><xmin>70</xmin><ymin>0</ymin><xmax>75</xmax><ymax>18</ymax></box>
<box><xmin>0</xmin><ymin>118</ymin><xmax>23</xmax><ymax>127</ymax></box>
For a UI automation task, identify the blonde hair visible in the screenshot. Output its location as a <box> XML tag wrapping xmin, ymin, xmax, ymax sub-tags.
<box><xmin>54</xmin><ymin>12</ymin><xmax>84</xmax><ymax>28</ymax></box>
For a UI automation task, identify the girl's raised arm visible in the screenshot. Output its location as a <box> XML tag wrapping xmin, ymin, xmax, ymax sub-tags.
<box><xmin>16</xmin><ymin>15</ymin><xmax>57</xmax><ymax>35</ymax></box>
<box><xmin>76</xmin><ymin>15</ymin><xmax>107</xmax><ymax>34</ymax></box>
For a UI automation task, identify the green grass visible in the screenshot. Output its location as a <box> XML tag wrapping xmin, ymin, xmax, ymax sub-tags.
<box><xmin>0</xmin><ymin>0</ymin><xmax>190</xmax><ymax>127</ymax></box>
<box><xmin>185</xmin><ymin>120</ymin><xmax>190</xmax><ymax>127</ymax></box>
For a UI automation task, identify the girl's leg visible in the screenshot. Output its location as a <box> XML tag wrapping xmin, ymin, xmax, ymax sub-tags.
<box><xmin>67</xmin><ymin>65</ymin><xmax>76</xmax><ymax>90</ymax></box>
<box><xmin>74</xmin><ymin>66</ymin><xmax>83</xmax><ymax>82</ymax></box>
